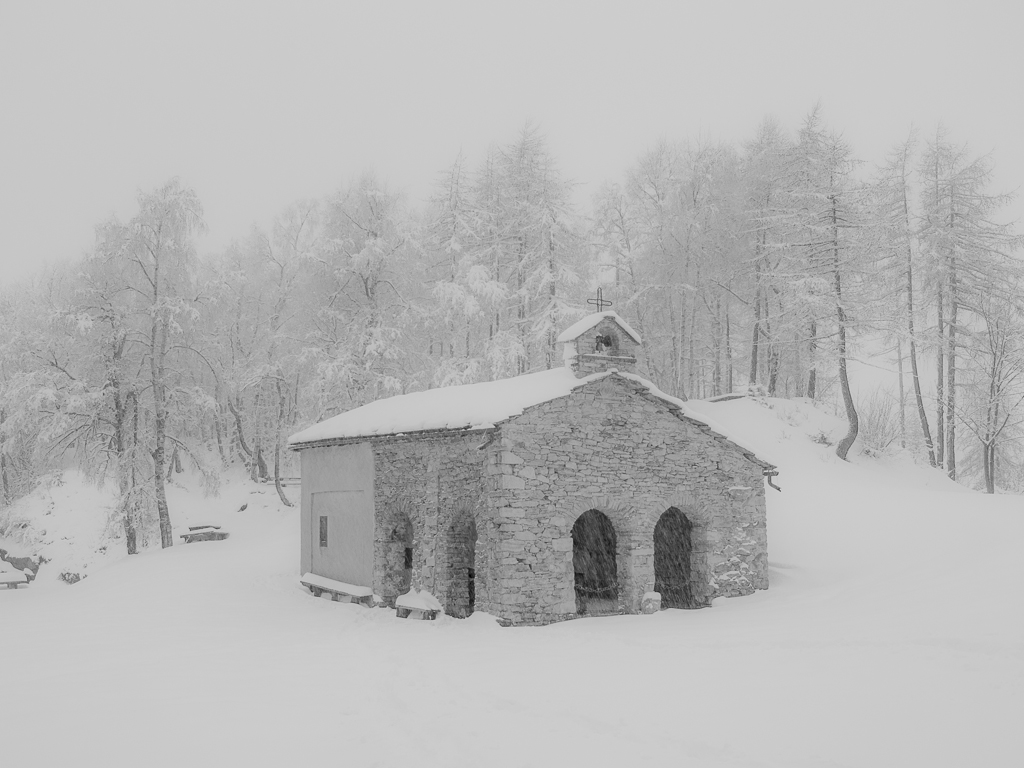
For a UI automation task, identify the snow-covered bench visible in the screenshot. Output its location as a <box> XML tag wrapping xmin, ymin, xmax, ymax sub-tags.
<box><xmin>300</xmin><ymin>573</ymin><xmax>373</xmax><ymax>606</ymax></box>
<box><xmin>180</xmin><ymin>526</ymin><xmax>229</xmax><ymax>543</ymax></box>
<box><xmin>0</xmin><ymin>570</ymin><xmax>28</xmax><ymax>589</ymax></box>
<box><xmin>395</xmin><ymin>590</ymin><xmax>442</xmax><ymax>620</ymax></box>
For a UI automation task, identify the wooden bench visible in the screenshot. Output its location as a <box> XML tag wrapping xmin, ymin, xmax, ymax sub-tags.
<box><xmin>396</xmin><ymin>605</ymin><xmax>439</xmax><ymax>620</ymax></box>
<box><xmin>180</xmin><ymin>526</ymin><xmax>230</xmax><ymax>543</ymax></box>
<box><xmin>261</xmin><ymin>476</ymin><xmax>301</xmax><ymax>487</ymax></box>
<box><xmin>0</xmin><ymin>570</ymin><xmax>28</xmax><ymax>589</ymax></box>
<box><xmin>395</xmin><ymin>591</ymin><xmax>441</xmax><ymax>620</ymax></box>
<box><xmin>300</xmin><ymin>573</ymin><xmax>373</xmax><ymax>606</ymax></box>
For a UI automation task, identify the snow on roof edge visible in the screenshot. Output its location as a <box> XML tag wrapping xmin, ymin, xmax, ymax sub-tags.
<box><xmin>555</xmin><ymin>311</ymin><xmax>642</xmax><ymax>344</ymax></box>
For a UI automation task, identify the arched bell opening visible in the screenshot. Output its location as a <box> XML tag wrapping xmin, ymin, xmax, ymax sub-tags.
<box><xmin>654</xmin><ymin>507</ymin><xmax>698</xmax><ymax>609</ymax></box>
<box><xmin>445</xmin><ymin>514</ymin><xmax>477</xmax><ymax>618</ymax></box>
<box><xmin>593</xmin><ymin>329</ymin><xmax>620</xmax><ymax>356</ymax></box>
<box><xmin>571</xmin><ymin>509</ymin><xmax>619</xmax><ymax>616</ymax></box>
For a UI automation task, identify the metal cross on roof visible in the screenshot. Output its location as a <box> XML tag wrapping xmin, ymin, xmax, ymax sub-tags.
<box><xmin>587</xmin><ymin>288</ymin><xmax>612</xmax><ymax>313</ymax></box>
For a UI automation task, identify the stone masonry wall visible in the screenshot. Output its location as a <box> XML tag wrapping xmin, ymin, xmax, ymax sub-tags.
<box><xmin>370</xmin><ymin>433</ymin><xmax>491</xmax><ymax>613</ymax></box>
<box><xmin>483</xmin><ymin>374</ymin><xmax>768</xmax><ymax>625</ymax></box>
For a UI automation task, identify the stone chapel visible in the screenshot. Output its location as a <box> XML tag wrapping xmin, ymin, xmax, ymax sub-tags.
<box><xmin>288</xmin><ymin>312</ymin><xmax>772</xmax><ymax>625</ymax></box>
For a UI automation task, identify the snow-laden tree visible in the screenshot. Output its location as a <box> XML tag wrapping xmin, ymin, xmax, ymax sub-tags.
<box><xmin>77</xmin><ymin>179</ymin><xmax>208</xmax><ymax>549</ymax></box>
<box><xmin>870</xmin><ymin>131</ymin><xmax>937</xmax><ymax>464</ymax></box>
<box><xmin>0</xmin><ymin>273</ymin><xmax>78</xmax><ymax>507</ymax></box>
<box><xmin>421</xmin><ymin>154</ymin><xmax>489</xmax><ymax>387</ymax></box>
<box><xmin>741</xmin><ymin>118</ymin><xmax>800</xmax><ymax>396</ymax></box>
<box><xmin>790</xmin><ymin>113</ymin><xmax>869</xmax><ymax>460</ymax></box>
<box><xmin>422</xmin><ymin>126</ymin><xmax>585</xmax><ymax>381</ymax></box>
<box><xmin>593</xmin><ymin>139</ymin><xmax>749</xmax><ymax>400</ymax></box>
<box><xmin>955</xmin><ymin>292</ymin><xmax>1024</xmax><ymax>492</ymax></box>
<box><xmin>491</xmin><ymin>125</ymin><xmax>584</xmax><ymax>373</ymax></box>
<box><xmin>69</xmin><ymin>250</ymin><xmax>153</xmax><ymax>553</ymax></box>
<box><xmin>918</xmin><ymin>127</ymin><xmax>1024</xmax><ymax>479</ymax></box>
<box><xmin>202</xmin><ymin>199</ymin><xmax>323</xmax><ymax>504</ymax></box>
<box><xmin>591</xmin><ymin>180</ymin><xmax>649</xmax><ymax>357</ymax></box>
<box><xmin>307</xmin><ymin>175</ymin><xmax>423</xmax><ymax>412</ymax></box>
<box><xmin>0</xmin><ymin>115</ymin><xmax>1021</xmax><ymax>509</ymax></box>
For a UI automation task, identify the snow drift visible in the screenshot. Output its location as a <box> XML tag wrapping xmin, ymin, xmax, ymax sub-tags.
<box><xmin>2</xmin><ymin>396</ymin><xmax>1022</xmax><ymax>768</ymax></box>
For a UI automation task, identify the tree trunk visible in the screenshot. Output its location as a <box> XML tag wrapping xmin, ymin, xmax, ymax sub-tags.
<box><xmin>983</xmin><ymin>350</ymin><xmax>1002</xmax><ymax>494</ymax></box>
<box><xmin>711</xmin><ymin>295</ymin><xmax>722</xmax><ymax>397</ymax></box>
<box><xmin>765</xmin><ymin>301</ymin><xmax>779</xmax><ymax>397</ymax></box>
<box><xmin>129</xmin><ymin>390</ymin><xmax>142</xmax><ymax>547</ymax></box>
<box><xmin>831</xmin><ymin>196</ymin><xmax>859</xmax><ymax>460</ymax></box>
<box><xmin>835</xmin><ymin>326</ymin><xmax>859</xmax><ymax>460</ymax></box>
<box><xmin>767</xmin><ymin>348</ymin><xmax>779</xmax><ymax>397</ymax></box>
<box><xmin>0</xmin><ymin>410</ymin><xmax>9</xmax><ymax>506</ymax></box>
<box><xmin>228</xmin><ymin>396</ymin><xmax>254</xmax><ymax>462</ymax></box>
<box><xmin>896</xmin><ymin>337</ymin><xmax>906</xmax><ymax>448</ymax></box>
<box><xmin>902</xmin><ymin>166</ymin><xmax>935</xmax><ymax>466</ymax></box>
<box><xmin>546</xmin><ymin>229</ymin><xmax>557</xmax><ymax>370</ymax></box>
<box><xmin>166</xmin><ymin>446</ymin><xmax>182</xmax><ymax>480</ymax></box>
<box><xmin>725</xmin><ymin>296</ymin><xmax>733</xmax><ymax>393</ymax></box>
<box><xmin>945</xmin><ymin>263</ymin><xmax>957</xmax><ymax>480</ymax></box>
<box><xmin>151</xmin><ymin>308</ymin><xmax>173</xmax><ymax>549</ymax></box>
<box><xmin>749</xmin><ymin>258</ymin><xmax>762</xmax><ymax>386</ymax></box>
<box><xmin>669</xmin><ymin>292</ymin><xmax>681</xmax><ymax>397</ymax></box>
<box><xmin>213</xmin><ymin>383</ymin><xmax>227</xmax><ymax>464</ymax></box>
<box><xmin>112</xmin><ymin>378</ymin><xmax>138</xmax><ymax>555</ymax></box>
<box><xmin>273</xmin><ymin>379</ymin><xmax>293</xmax><ymax>507</ymax></box>
<box><xmin>0</xmin><ymin>450</ymin><xmax>9</xmax><ymax>506</ymax></box>
<box><xmin>807</xmin><ymin>320</ymin><xmax>817</xmax><ymax>400</ymax></box>
<box><xmin>983</xmin><ymin>440</ymin><xmax>995</xmax><ymax>493</ymax></box>
<box><xmin>935</xmin><ymin>289</ymin><xmax>945</xmax><ymax>468</ymax></box>
<box><xmin>687</xmin><ymin>294</ymin><xmax>697</xmax><ymax>398</ymax></box>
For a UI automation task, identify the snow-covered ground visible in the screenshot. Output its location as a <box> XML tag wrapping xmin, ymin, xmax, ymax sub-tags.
<box><xmin>2</xmin><ymin>397</ymin><xmax>1022</xmax><ymax>767</ymax></box>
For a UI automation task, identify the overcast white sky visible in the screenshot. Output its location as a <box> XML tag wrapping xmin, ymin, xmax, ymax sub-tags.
<box><xmin>1</xmin><ymin>0</ymin><xmax>1021</xmax><ymax>286</ymax></box>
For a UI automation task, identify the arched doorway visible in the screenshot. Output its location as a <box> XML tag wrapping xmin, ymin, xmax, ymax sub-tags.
<box><xmin>654</xmin><ymin>507</ymin><xmax>697</xmax><ymax>609</ymax></box>
<box><xmin>572</xmin><ymin>509</ymin><xmax>618</xmax><ymax>615</ymax></box>
<box><xmin>382</xmin><ymin>514</ymin><xmax>414</xmax><ymax>605</ymax></box>
<box><xmin>446</xmin><ymin>515</ymin><xmax>477</xmax><ymax>618</ymax></box>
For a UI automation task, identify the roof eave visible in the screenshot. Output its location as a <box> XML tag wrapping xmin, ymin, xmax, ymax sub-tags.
<box><xmin>288</xmin><ymin>424</ymin><xmax>497</xmax><ymax>451</ymax></box>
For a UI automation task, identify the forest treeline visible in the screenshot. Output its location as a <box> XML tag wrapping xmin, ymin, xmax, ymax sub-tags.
<box><xmin>1</xmin><ymin>111</ymin><xmax>1022</xmax><ymax>552</ymax></box>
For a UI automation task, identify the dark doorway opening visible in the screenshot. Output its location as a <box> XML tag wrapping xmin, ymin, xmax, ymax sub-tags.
<box><xmin>572</xmin><ymin>509</ymin><xmax>618</xmax><ymax>615</ymax></box>
<box><xmin>446</xmin><ymin>516</ymin><xmax>477</xmax><ymax>618</ymax></box>
<box><xmin>654</xmin><ymin>507</ymin><xmax>698</xmax><ymax>608</ymax></box>
<box><xmin>382</xmin><ymin>515</ymin><xmax>414</xmax><ymax>604</ymax></box>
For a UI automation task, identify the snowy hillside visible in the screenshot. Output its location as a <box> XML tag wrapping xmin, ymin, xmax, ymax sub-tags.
<box><xmin>2</xmin><ymin>397</ymin><xmax>1022</xmax><ymax>768</ymax></box>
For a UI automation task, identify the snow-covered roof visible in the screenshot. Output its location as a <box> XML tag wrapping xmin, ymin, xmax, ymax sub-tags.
<box><xmin>555</xmin><ymin>311</ymin><xmax>642</xmax><ymax>344</ymax></box>
<box><xmin>288</xmin><ymin>366</ymin><xmax>771</xmax><ymax>465</ymax></box>
<box><xmin>289</xmin><ymin>367</ymin><xmax>596</xmax><ymax>445</ymax></box>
